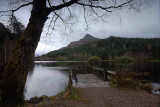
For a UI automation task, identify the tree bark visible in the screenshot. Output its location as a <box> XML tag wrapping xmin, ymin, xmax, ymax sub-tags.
<box><xmin>1</xmin><ymin>0</ymin><xmax>49</xmax><ymax>105</ymax></box>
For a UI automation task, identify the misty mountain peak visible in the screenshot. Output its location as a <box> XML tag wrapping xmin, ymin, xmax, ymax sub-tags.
<box><xmin>80</xmin><ymin>34</ymin><xmax>98</xmax><ymax>41</ymax></box>
<box><xmin>64</xmin><ymin>34</ymin><xmax>99</xmax><ymax>49</ymax></box>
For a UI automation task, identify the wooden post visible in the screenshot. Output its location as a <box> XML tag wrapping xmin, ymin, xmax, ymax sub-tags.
<box><xmin>64</xmin><ymin>70</ymin><xmax>72</xmax><ymax>97</ymax></box>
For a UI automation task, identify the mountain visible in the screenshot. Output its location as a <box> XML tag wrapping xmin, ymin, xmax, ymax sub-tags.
<box><xmin>36</xmin><ymin>36</ymin><xmax>160</xmax><ymax>61</ymax></box>
<box><xmin>66</xmin><ymin>34</ymin><xmax>99</xmax><ymax>48</ymax></box>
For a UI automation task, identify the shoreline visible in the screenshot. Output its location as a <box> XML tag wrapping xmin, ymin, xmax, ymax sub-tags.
<box><xmin>25</xmin><ymin>86</ymin><xmax>160</xmax><ymax>107</ymax></box>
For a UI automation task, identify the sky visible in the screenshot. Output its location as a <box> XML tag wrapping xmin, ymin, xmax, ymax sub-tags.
<box><xmin>0</xmin><ymin>0</ymin><xmax>160</xmax><ymax>56</ymax></box>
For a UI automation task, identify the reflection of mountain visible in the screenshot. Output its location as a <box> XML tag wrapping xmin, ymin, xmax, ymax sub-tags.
<box><xmin>63</xmin><ymin>34</ymin><xmax>99</xmax><ymax>49</ymax></box>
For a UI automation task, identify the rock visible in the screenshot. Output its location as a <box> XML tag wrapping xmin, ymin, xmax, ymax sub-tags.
<box><xmin>151</xmin><ymin>83</ymin><xmax>160</xmax><ymax>95</ymax></box>
<box><xmin>27</xmin><ymin>96</ymin><xmax>43</xmax><ymax>104</ymax></box>
<box><xmin>151</xmin><ymin>89</ymin><xmax>160</xmax><ymax>95</ymax></box>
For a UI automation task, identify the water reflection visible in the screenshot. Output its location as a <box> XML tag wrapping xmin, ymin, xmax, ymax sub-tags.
<box><xmin>25</xmin><ymin>61</ymin><xmax>160</xmax><ymax>99</ymax></box>
<box><xmin>25</xmin><ymin>64</ymin><xmax>69</xmax><ymax>100</ymax></box>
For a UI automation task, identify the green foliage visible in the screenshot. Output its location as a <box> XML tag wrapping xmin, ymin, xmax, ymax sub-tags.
<box><xmin>110</xmin><ymin>81</ymin><xmax>152</xmax><ymax>92</ymax></box>
<box><xmin>33</xmin><ymin>96</ymin><xmax>38</xmax><ymax>99</ymax></box>
<box><xmin>56</xmin><ymin>57</ymin><xmax>68</xmax><ymax>61</ymax></box>
<box><xmin>22</xmin><ymin>88</ymin><xmax>83</xmax><ymax>107</ymax></box>
<box><xmin>88</xmin><ymin>56</ymin><xmax>101</xmax><ymax>65</ymax></box>
<box><xmin>50</xmin><ymin>87</ymin><xmax>83</xmax><ymax>101</ymax></box>
<box><xmin>138</xmin><ymin>83</ymin><xmax>153</xmax><ymax>92</ymax></box>
<box><xmin>156</xmin><ymin>60</ymin><xmax>160</xmax><ymax>62</ymax></box>
<box><xmin>39</xmin><ymin>37</ymin><xmax>160</xmax><ymax>61</ymax></box>
<box><xmin>63</xmin><ymin>88</ymin><xmax>83</xmax><ymax>101</ymax></box>
<box><xmin>114</xmin><ymin>56</ymin><xmax>136</xmax><ymax>62</ymax></box>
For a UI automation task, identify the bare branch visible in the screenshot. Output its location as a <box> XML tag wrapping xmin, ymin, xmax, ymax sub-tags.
<box><xmin>77</xmin><ymin>0</ymin><xmax>134</xmax><ymax>12</ymax></box>
<box><xmin>62</xmin><ymin>0</ymin><xmax>72</xmax><ymax>19</ymax></box>
<box><xmin>0</xmin><ymin>2</ymin><xmax>33</xmax><ymax>13</ymax></box>
<box><xmin>83</xmin><ymin>5</ymin><xmax>89</xmax><ymax>30</ymax></box>
<box><xmin>47</xmin><ymin>0</ymin><xmax>52</xmax><ymax>7</ymax></box>
<box><xmin>0</xmin><ymin>14</ymin><xmax>10</xmax><ymax>17</ymax></box>
<box><xmin>12</xmin><ymin>2</ymin><xmax>33</xmax><ymax>12</ymax></box>
<box><xmin>47</xmin><ymin>0</ymin><xmax>79</xmax><ymax>13</ymax></box>
<box><xmin>46</xmin><ymin>14</ymin><xmax>56</xmax><ymax>36</ymax></box>
<box><xmin>51</xmin><ymin>16</ymin><xmax>59</xmax><ymax>33</ymax></box>
<box><xmin>88</xmin><ymin>0</ymin><xmax>105</xmax><ymax>21</ymax></box>
<box><xmin>54</xmin><ymin>12</ymin><xmax>67</xmax><ymax>30</ymax></box>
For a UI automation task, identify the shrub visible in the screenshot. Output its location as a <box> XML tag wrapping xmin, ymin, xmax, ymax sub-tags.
<box><xmin>114</xmin><ymin>56</ymin><xmax>136</xmax><ymax>63</ymax></box>
<box><xmin>56</xmin><ymin>57</ymin><xmax>68</xmax><ymax>61</ymax></box>
<box><xmin>88</xmin><ymin>56</ymin><xmax>101</xmax><ymax>65</ymax></box>
<box><xmin>157</xmin><ymin>60</ymin><xmax>160</xmax><ymax>62</ymax></box>
<box><xmin>110</xmin><ymin>80</ymin><xmax>152</xmax><ymax>92</ymax></box>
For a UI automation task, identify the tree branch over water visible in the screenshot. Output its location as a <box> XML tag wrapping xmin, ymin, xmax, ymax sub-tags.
<box><xmin>0</xmin><ymin>0</ymin><xmax>148</xmax><ymax>106</ymax></box>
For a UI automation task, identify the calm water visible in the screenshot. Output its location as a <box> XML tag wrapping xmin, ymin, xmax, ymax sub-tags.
<box><xmin>24</xmin><ymin>61</ymin><xmax>160</xmax><ymax>99</ymax></box>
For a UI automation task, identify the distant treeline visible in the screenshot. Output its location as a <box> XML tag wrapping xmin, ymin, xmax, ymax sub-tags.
<box><xmin>37</xmin><ymin>36</ymin><xmax>160</xmax><ymax>61</ymax></box>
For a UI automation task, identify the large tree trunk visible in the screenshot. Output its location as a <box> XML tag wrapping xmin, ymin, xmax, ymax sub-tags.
<box><xmin>1</xmin><ymin>0</ymin><xmax>49</xmax><ymax>105</ymax></box>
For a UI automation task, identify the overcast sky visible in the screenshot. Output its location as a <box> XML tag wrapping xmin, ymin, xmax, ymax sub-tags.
<box><xmin>0</xmin><ymin>0</ymin><xmax>160</xmax><ymax>56</ymax></box>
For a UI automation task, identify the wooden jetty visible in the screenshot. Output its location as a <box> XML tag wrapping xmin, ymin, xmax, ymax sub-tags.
<box><xmin>72</xmin><ymin>66</ymin><xmax>150</xmax><ymax>85</ymax></box>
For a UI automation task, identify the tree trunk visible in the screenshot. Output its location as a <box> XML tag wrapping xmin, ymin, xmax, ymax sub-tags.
<box><xmin>4</xmin><ymin>39</ymin><xmax>7</xmax><ymax>64</ymax></box>
<box><xmin>1</xmin><ymin>0</ymin><xmax>49</xmax><ymax>105</ymax></box>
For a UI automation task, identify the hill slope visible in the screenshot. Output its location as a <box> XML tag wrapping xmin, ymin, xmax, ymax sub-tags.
<box><xmin>64</xmin><ymin>34</ymin><xmax>99</xmax><ymax>49</ymax></box>
<box><xmin>36</xmin><ymin>36</ymin><xmax>160</xmax><ymax>61</ymax></box>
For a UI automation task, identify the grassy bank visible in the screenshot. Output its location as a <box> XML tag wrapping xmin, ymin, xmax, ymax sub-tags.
<box><xmin>22</xmin><ymin>88</ymin><xmax>84</xmax><ymax>107</ymax></box>
<box><xmin>110</xmin><ymin>81</ymin><xmax>152</xmax><ymax>92</ymax></box>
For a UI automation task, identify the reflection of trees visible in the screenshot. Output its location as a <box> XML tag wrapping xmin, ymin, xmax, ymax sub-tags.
<box><xmin>88</xmin><ymin>61</ymin><xmax>101</xmax><ymax>67</ymax></box>
<box><xmin>57</xmin><ymin>62</ymin><xmax>68</xmax><ymax>66</ymax></box>
<box><xmin>109</xmin><ymin>62</ymin><xmax>159</xmax><ymax>90</ymax></box>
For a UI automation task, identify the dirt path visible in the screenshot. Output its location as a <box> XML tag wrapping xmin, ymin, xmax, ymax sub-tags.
<box><xmin>80</xmin><ymin>87</ymin><xmax>160</xmax><ymax>107</ymax></box>
<box><xmin>46</xmin><ymin>87</ymin><xmax>160</xmax><ymax>107</ymax></box>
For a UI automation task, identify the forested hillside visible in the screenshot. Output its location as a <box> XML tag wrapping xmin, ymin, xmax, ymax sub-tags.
<box><xmin>37</xmin><ymin>36</ymin><xmax>160</xmax><ymax>61</ymax></box>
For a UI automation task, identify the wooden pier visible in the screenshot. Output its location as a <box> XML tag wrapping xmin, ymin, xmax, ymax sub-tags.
<box><xmin>72</xmin><ymin>66</ymin><xmax>151</xmax><ymax>85</ymax></box>
<box><xmin>92</xmin><ymin>67</ymin><xmax>150</xmax><ymax>83</ymax></box>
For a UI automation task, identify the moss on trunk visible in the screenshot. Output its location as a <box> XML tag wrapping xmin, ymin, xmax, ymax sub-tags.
<box><xmin>0</xmin><ymin>1</ymin><xmax>49</xmax><ymax>105</ymax></box>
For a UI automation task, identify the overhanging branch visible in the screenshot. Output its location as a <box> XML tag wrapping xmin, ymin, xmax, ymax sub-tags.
<box><xmin>76</xmin><ymin>0</ymin><xmax>134</xmax><ymax>12</ymax></box>
<box><xmin>47</xmin><ymin>0</ymin><xmax>79</xmax><ymax>13</ymax></box>
<box><xmin>0</xmin><ymin>2</ymin><xmax>33</xmax><ymax>13</ymax></box>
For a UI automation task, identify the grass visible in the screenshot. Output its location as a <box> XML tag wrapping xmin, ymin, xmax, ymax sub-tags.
<box><xmin>110</xmin><ymin>81</ymin><xmax>152</xmax><ymax>92</ymax></box>
<box><xmin>51</xmin><ymin>87</ymin><xmax>83</xmax><ymax>101</ymax></box>
<box><xmin>62</xmin><ymin>88</ymin><xmax>83</xmax><ymax>101</ymax></box>
<box><xmin>21</xmin><ymin>88</ymin><xmax>84</xmax><ymax>107</ymax></box>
